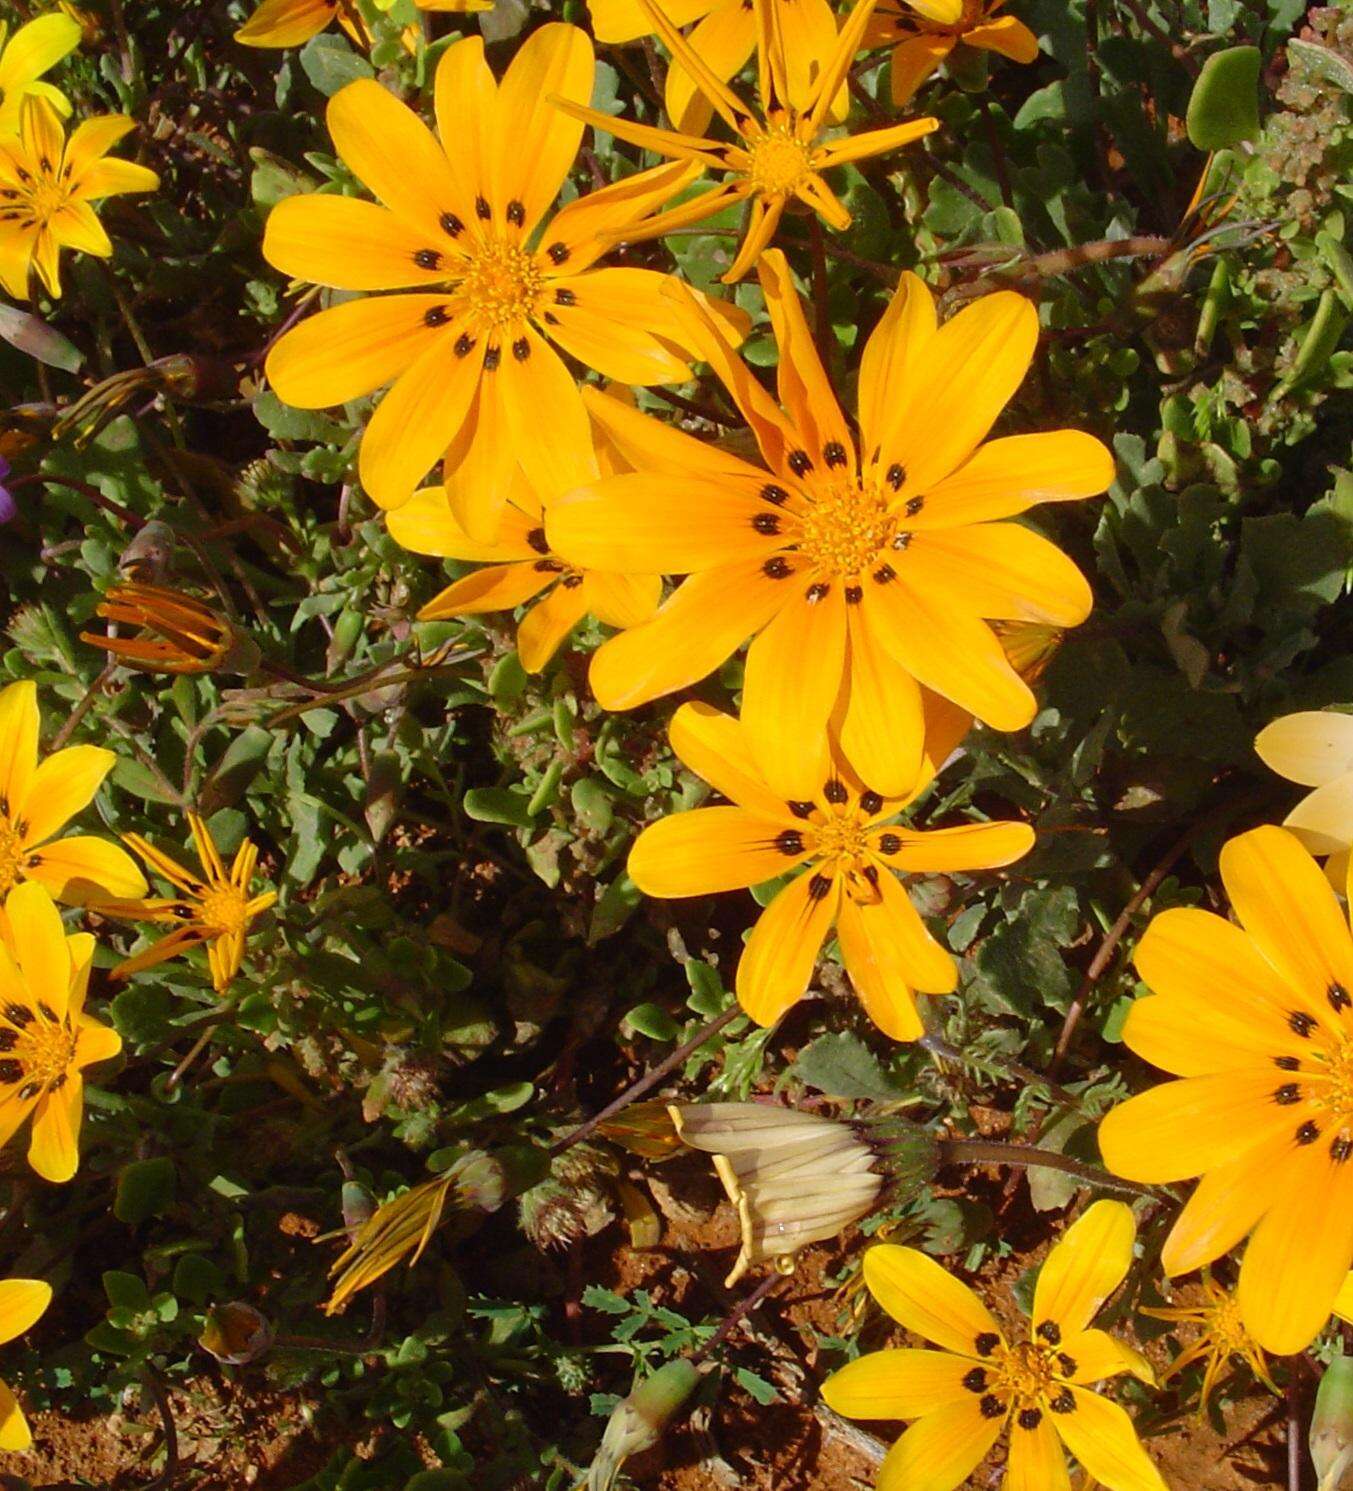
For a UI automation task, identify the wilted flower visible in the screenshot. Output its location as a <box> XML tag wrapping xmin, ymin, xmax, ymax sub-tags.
<box><xmin>0</xmin><ymin>1276</ymin><xmax>52</xmax><ymax>1450</ymax></box>
<box><xmin>597</xmin><ymin>1100</ymin><xmax>685</xmax><ymax>1161</ymax></box>
<box><xmin>0</xmin><ymin>12</ymin><xmax>81</xmax><ymax>133</ymax></box>
<box><xmin>0</xmin><ymin>96</ymin><xmax>158</xmax><ymax>301</ymax></box>
<box><xmin>671</xmin><ymin>1102</ymin><xmax>939</xmax><ymax>1285</ymax></box>
<box><xmin>101</xmin><ymin>813</ymin><xmax>277</xmax><ymax>994</ymax></box>
<box><xmin>0</xmin><ymin>679</ymin><xmax>147</xmax><ymax>908</ymax></box>
<box><xmin>823</xmin><ymin>1202</ymin><xmax>1164</xmax><ymax>1491</ymax></box>
<box><xmin>1255</xmin><ymin>708</ymin><xmax>1353</xmax><ymax>889</ymax></box>
<box><xmin>80</xmin><ymin>582</ymin><xmax>259</xmax><ymax>676</ymax></box>
<box><xmin>0</xmin><ymin>880</ymin><xmax>123</xmax><ymax>1184</ymax></box>
<box><xmin>1141</xmin><ymin>1275</ymin><xmax>1277</xmax><ymax>1417</ymax></box>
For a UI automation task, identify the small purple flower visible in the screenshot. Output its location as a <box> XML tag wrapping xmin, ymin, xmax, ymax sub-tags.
<box><xmin>0</xmin><ymin>456</ymin><xmax>12</xmax><ymax>525</ymax></box>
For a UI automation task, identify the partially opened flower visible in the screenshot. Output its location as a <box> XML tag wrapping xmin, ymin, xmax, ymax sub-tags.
<box><xmin>1098</xmin><ymin>825</ymin><xmax>1353</xmax><ymax>1356</ymax></box>
<box><xmin>235</xmin><ymin>0</ymin><xmax>490</xmax><ymax>48</ymax></box>
<box><xmin>671</xmin><ymin>1102</ymin><xmax>907</xmax><ymax>1284</ymax></box>
<box><xmin>587</xmin><ymin>0</ymin><xmax>863</xmax><ymax>134</ymax></box>
<box><xmin>550</xmin><ymin>249</ymin><xmax>1112</xmax><ymax>798</ymax></box>
<box><xmin>263</xmin><ymin>22</ymin><xmax>746</xmax><ymax>536</ymax></box>
<box><xmin>0</xmin><ymin>881</ymin><xmax>123</xmax><ymax>1184</ymax></box>
<box><xmin>0</xmin><ymin>1276</ymin><xmax>51</xmax><ymax>1450</ymax></box>
<box><xmin>1254</xmin><ymin>709</ymin><xmax>1353</xmax><ymax>889</ymax></box>
<box><xmin>1140</xmin><ymin>1276</ymin><xmax>1277</xmax><ymax>1417</ymax></box>
<box><xmin>558</xmin><ymin>0</ymin><xmax>938</xmax><ymax>282</ymax></box>
<box><xmin>386</xmin><ymin>398</ymin><xmax>660</xmax><ymax>671</ymax></box>
<box><xmin>0</xmin><ymin>95</ymin><xmax>159</xmax><ymax>300</ymax></box>
<box><xmin>0</xmin><ymin>680</ymin><xmax>147</xmax><ymax>907</ymax></box>
<box><xmin>0</xmin><ymin>12</ymin><xmax>81</xmax><ymax>133</ymax></box>
<box><xmin>868</xmin><ymin>0</ymin><xmax>1039</xmax><ymax>107</ymax></box>
<box><xmin>821</xmin><ymin>1201</ymin><xmax>1165</xmax><ymax>1491</ymax></box>
<box><xmin>79</xmin><ymin>582</ymin><xmax>259</xmax><ymax>676</ymax></box>
<box><xmin>627</xmin><ymin>702</ymin><xmax>1033</xmax><ymax>1035</ymax></box>
<box><xmin>101</xmin><ymin>813</ymin><xmax>277</xmax><ymax>994</ymax></box>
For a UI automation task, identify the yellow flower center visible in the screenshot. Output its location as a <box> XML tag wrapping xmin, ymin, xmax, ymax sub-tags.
<box><xmin>0</xmin><ymin>1005</ymin><xmax>78</xmax><ymax>1097</ymax></box>
<box><xmin>798</xmin><ymin>482</ymin><xmax>899</xmax><ymax>579</ymax></box>
<box><xmin>0</xmin><ymin>816</ymin><xmax>25</xmax><ymax>896</ymax></box>
<box><xmin>808</xmin><ymin>809</ymin><xmax>870</xmax><ymax>866</ymax></box>
<box><xmin>460</xmin><ymin>241</ymin><xmax>543</xmax><ymax>332</ymax></box>
<box><xmin>26</xmin><ymin>175</ymin><xmax>70</xmax><ymax>222</ymax></box>
<box><xmin>990</xmin><ymin>1340</ymin><xmax>1061</xmax><ymax>1409</ymax></box>
<box><xmin>198</xmin><ymin>882</ymin><xmax>248</xmax><ymax>937</ymax></box>
<box><xmin>745</xmin><ymin>125</ymin><xmax>814</xmax><ymax>195</ymax></box>
<box><xmin>1199</xmin><ymin>1286</ymin><xmax>1248</xmax><ymax>1355</ymax></box>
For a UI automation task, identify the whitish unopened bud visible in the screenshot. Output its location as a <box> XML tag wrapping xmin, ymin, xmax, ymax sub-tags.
<box><xmin>586</xmin><ymin>1359</ymin><xmax>702</xmax><ymax>1491</ymax></box>
<box><xmin>1312</xmin><ymin>1351</ymin><xmax>1353</xmax><ymax>1491</ymax></box>
<box><xmin>199</xmin><ymin>1301</ymin><xmax>274</xmax><ymax>1365</ymax></box>
<box><xmin>671</xmin><ymin>1103</ymin><xmax>888</xmax><ymax>1286</ymax></box>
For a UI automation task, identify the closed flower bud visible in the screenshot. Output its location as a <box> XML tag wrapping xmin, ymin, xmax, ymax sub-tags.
<box><xmin>670</xmin><ymin>1103</ymin><xmax>889</xmax><ymax>1286</ymax></box>
<box><xmin>1312</xmin><ymin>1351</ymin><xmax>1353</xmax><ymax>1491</ymax></box>
<box><xmin>80</xmin><ymin>582</ymin><xmax>260</xmax><ymax>676</ymax></box>
<box><xmin>199</xmin><ymin>1301</ymin><xmax>274</xmax><ymax>1365</ymax></box>
<box><xmin>586</xmin><ymin>1359</ymin><xmax>703</xmax><ymax>1491</ymax></box>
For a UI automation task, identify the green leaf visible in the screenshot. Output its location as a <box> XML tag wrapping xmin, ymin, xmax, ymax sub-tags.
<box><xmin>0</xmin><ymin>304</ymin><xmax>82</xmax><ymax>371</ymax></box>
<box><xmin>785</xmin><ymin>1031</ymin><xmax>904</xmax><ymax>1101</ymax></box>
<box><xmin>109</xmin><ymin>985</ymin><xmax>174</xmax><ymax>1046</ymax></box>
<box><xmin>623</xmin><ymin>1003</ymin><xmax>680</xmax><ymax>1042</ymax></box>
<box><xmin>103</xmin><ymin>1270</ymin><xmax>150</xmax><ymax>1311</ymax></box>
<box><xmin>734</xmin><ymin>1367</ymin><xmax>779</xmax><ymax>1405</ymax></box>
<box><xmin>299</xmin><ymin>33</ymin><xmax>375</xmax><ymax>96</ymax></box>
<box><xmin>462</xmin><ymin>786</ymin><xmax>536</xmax><ymax>828</ymax></box>
<box><xmin>114</xmin><ymin>1157</ymin><xmax>177</xmax><ymax>1225</ymax></box>
<box><xmin>1185</xmin><ymin>45</ymin><xmax>1262</xmax><ymax>150</ymax></box>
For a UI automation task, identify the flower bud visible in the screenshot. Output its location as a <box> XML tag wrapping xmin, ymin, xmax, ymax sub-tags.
<box><xmin>80</xmin><ymin>582</ymin><xmax>260</xmax><ymax>676</ymax></box>
<box><xmin>199</xmin><ymin>1301</ymin><xmax>274</xmax><ymax>1365</ymax></box>
<box><xmin>1313</xmin><ymin>1351</ymin><xmax>1353</xmax><ymax>1491</ymax></box>
<box><xmin>586</xmin><ymin>1359</ymin><xmax>703</xmax><ymax>1491</ymax></box>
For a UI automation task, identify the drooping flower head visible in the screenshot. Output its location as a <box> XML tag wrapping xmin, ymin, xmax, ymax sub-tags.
<box><xmin>822</xmin><ymin>1202</ymin><xmax>1166</xmax><ymax>1491</ymax></box>
<box><xmin>587</xmin><ymin>0</ymin><xmax>866</xmax><ymax>134</ymax></box>
<box><xmin>627</xmin><ymin>701</ymin><xmax>1033</xmax><ymax>1035</ymax></box>
<box><xmin>234</xmin><ymin>0</ymin><xmax>491</xmax><ymax>49</ymax></box>
<box><xmin>263</xmin><ymin>23</ymin><xmax>746</xmax><ymax>538</ymax></box>
<box><xmin>0</xmin><ymin>881</ymin><xmax>123</xmax><ymax>1184</ymax></box>
<box><xmin>387</xmin><ymin>394</ymin><xmax>661</xmax><ymax>670</ymax></box>
<box><xmin>550</xmin><ymin>249</ymin><xmax>1113</xmax><ymax>799</ymax></box>
<box><xmin>79</xmin><ymin>581</ymin><xmax>259</xmax><ymax>676</ymax></box>
<box><xmin>1099</xmin><ymin>825</ymin><xmax>1353</xmax><ymax>1355</ymax></box>
<box><xmin>558</xmin><ymin>0</ymin><xmax>939</xmax><ymax>282</ymax></box>
<box><xmin>0</xmin><ymin>1275</ymin><xmax>52</xmax><ymax>1450</ymax></box>
<box><xmin>868</xmin><ymin>0</ymin><xmax>1039</xmax><ymax>107</ymax></box>
<box><xmin>101</xmin><ymin>813</ymin><xmax>277</xmax><ymax>994</ymax></box>
<box><xmin>0</xmin><ymin>12</ymin><xmax>81</xmax><ymax>134</ymax></box>
<box><xmin>0</xmin><ymin>95</ymin><xmax>158</xmax><ymax>300</ymax></box>
<box><xmin>1140</xmin><ymin>1275</ymin><xmax>1277</xmax><ymax>1418</ymax></box>
<box><xmin>1255</xmin><ymin>708</ymin><xmax>1353</xmax><ymax>890</ymax></box>
<box><xmin>0</xmin><ymin>680</ymin><xmax>147</xmax><ymax>908</ymax></box>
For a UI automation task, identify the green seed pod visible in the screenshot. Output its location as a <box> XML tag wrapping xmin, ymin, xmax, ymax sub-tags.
<box><xmin>586</xmin><ymin>1359</ymin><xmax>703</xmax><ymax>1491</ymax></box>
<box><xmin>1194</xmin><ymin>257</ymin><xmax>1231</xmax><ymax>356</ymax></box>
<box><xmin>1312</xmin><ymin>1350</ymin><xmax>1353</xmax><ymax>1490</ymax></box>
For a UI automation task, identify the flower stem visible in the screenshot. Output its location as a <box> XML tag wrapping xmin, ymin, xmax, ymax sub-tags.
<box><xmin>937</xmin><ymin>1137</ymin><xmax>1158</xmax><ymax>1199</ymax></box>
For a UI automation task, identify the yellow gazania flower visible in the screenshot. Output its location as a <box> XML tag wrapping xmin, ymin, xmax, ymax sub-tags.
<box><xmin>627</xmin><ymin>700</ymin><xmax>1033</xmax><ymax>1036</ymax></box>
<box><xmin>0</xmin><ymin>1275</ymin><xmax>52</xmax><ymax>1450</ymax></box>
<box><xmin>79</xmin><ymin>582</ymin><xmax>258</xmax><ymax>676</ymax></box>
<box><xmin>100</xmin><ymin>813</ymin><xmax>277</xmax><ymax>994</ymax></box>
<box><xmin>235</xmin><ymin>0</ymin><xmax>491</xmax><ymax>49</ymax></box>
<box><xmin>387</xmin><ymin>400</ymin><xmax>660</xmax><ymax>671</ymax></box>
<box><xmin>558</xmin><ymin>0</ymin><xmax>939</xmax><ymax>283</ymax></box>
<box><xmin>325</xmin><ymin>1171</ymin><xmax>456</xmax><ymax>1314</ymax></box>
<box><xmin>0</xmin><ymin>95</ymin><xmax>158</xmax><ymax>300</ymax></box>
<box><xmin>868</xmin><ymin>0</ymin><xmax>1039</xmax><ymax>107</ymax></box>
<box><xmin>0</xmin><ymin>680</ymin><xmax>147</xmax><ymax>908</ymax></box>
<box><xmin>821</xmin><ymin>1202</ymin><xmax>1165</xmax><ymax>1491</ymax></box>
<box><xmin>1098</xmin><ymin>824</ymin><xmax>1353</xmax><ymax>1357</ymax></box>
<box><xmin>1255</xmin><ymin>709</ymin><xmax>1353</xmax><ymax>891</ymax></box>
<box><xmin>0</xmin><ymin>881</ymin><xmax>123</xmax><ymax>1185</ymax></box>
<box><xmin>1141</xmin><ymin>1276</ymin><xmax>1277</xmax><ymax>1417</ymax></box>
<box><xmin>263</xmin><ymin>23</ymin><xmax>746</xmax><ymax>538</ymax></box>
<box><xmin>549</xmin><ymin>249</ymin><xmax>1113</xmax><ymax>799</ymax></box>
<box><xmin>587</xmin><ymin>0</ymin><xmax>869</xmax><ymax>134</ymax></box>
<box><xmin>0</xmin><ymin>12</ymin><xmax>81</xmax><ymax>134</ymax></box>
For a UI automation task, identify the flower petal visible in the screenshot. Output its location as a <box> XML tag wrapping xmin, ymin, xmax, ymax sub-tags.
<box><xmin>263</xmin><ymin>195</ymin><xmax>453</xmax><ymax>291</ymax></box>
<box><xmin>0</xmin><ymin>13</ymin><xmax>80</xmax><ymax>89</ymax></box>
<box><xmin>1062</xmin><ymin>1327</ymin><xmax>1155</xmax><ymax>1387</ymax></box>
<box><xmin>964</xmin><ymin>14</ymin><xmax>1040</xmax><ymax>61</ymax></box>
<box><xmin>920</xmin><ymin>432</ymin><xmax>1115</xmax><ymax>528</ymax></box>
<box><xmin>24</xmin><ymin>837</ymin><xmax>148</xmax><ymax>903</ymax></box>
<box><xmin>417</xmin><ymin>563</ymin><xmax>554</xmax><ymax>620</ymax></box>
<box><xmin>1007</xmin><ymin>1414</ymin><xmax>1071</xmax><ymax>1491</ymax></box>
<box><xmin>540</xmin><ymin>160</ymin><xmax>703</xmax><ymax>275</ymax></box>
<box><xmin>875</xmin><ymin>1395</ymin><xmax>1004</xmax><ymax>1491</ymax></box>
<box><xmin>863</xmin><ymin>1244</ymin><xmax>1004</xmax><ymax>1356</ymax></box>
<box><xmin>665</xmin><ymin>4</ymin><xmax>755</xmax><ymax>132</ymax></box>
<box><xmin>821</xmin><ymin>1349</ymin><xmax>975</xmax><ymax>1422</ymax></box>
<box><xmin>837</xmin><ymin>606</ymin><xmax>927</xmax><ymax>799</ymax></box>
<box><xmin>870</xmin><ymin>821</ymin><xmax>1034</xmax><ymax>873</ymax></box>
<box><xmin>580</xmin><ymin>380</ymin><xmax>762</xmax><ymax>484</ymax></box>
<box><xmin>901</xmin><ymin>524</ymin><xmax>1093</xmax><ymax>628</ymax></box>
<box><xmin>0</xmin><ymin>1280</ymin><xmax>50</xmax><ymax>1347</ymax></box>
<box><xmin>234</xmin><ymin>0</ymin><xmax>332</xmax><ymax>46</ymax></box>
<box><xmin>630</xmin><ymin>806</ymin><xmax>807</xmax><ymax>897</ymax></box>
<box><xmin>1032</xmin><ymin>1199</ymin><xmax>1135</xmax><ymax>1337</ymax></box>
<box><xmin>387</xmin><ymin>485</ymin><xmax>536</xmax><ymax>562</ymax></box>
<box><xmin>860</xmin><ymin>270</ymin><xmax>937</xmax><ymax>461</ymax></box>
<box><xmin>581</xmin><ymin>572</ymin><xmax>662</xmax><ymax>630</ymax></box>
<box><xmin>19</xmin><ymin>743</ymin><xmax>114</xmax><ymax>846</ymax></box>
<box><xmin>736</xmin><ymin>869</ymin><xmax>839</xmax><ymax>1026</ymax></box>
<box><xmin>668</xmin><ymin>702</ymin><xmax>796</xmax><ymax>822</ymax></box>
<box><xmin>741</xmin><ymin>579</ymin><xmax>846</xmax><ymax>800</ymax></box>
<box><xmin>1255</xmin><ymin>711</ymin><xmax>1353</xmax><ymax>788</ymax></box>
<box><xmin>836</xmin><ymin>878</ymin><xmax>944</xmax><ymax>1040</ymax></box>
<box><xmin>27</xmin><ymin>1073</ymin><xmax>82</xmax><ymax>1184</ymax></box>
<box><xmin>1051</xmin><ymin>1388</ymin><xmax>1167</xmax><ymax>1491</ymax></box>
<box><xmin>516</xmin><ymin>579</ymin><xmax>591</xmax><ymax>671</ymax></box>
<box><xmin>0</xmin><ymin>1378</ymin><xmax>32</xmax><ymax>1452</ymax></box>
<box><xmin>587</xmin><ymin>557</ymin><xmax>793</xmax><ymax>710</ymax></box>
<box><xmin>0</xmin><ymin>681</ymin><xmax>38</xmax><ymax>824</ymax></box>
<box><xmin>1219</xmin><ymin>825</ymin><xmax>1353</xmax><ymax>1013</ymax></box>
<box><xmin>1283</xmin><ymin>775</ymin><xmax>1353</xmax><ymax>855</ymax></box>
<box><xmin>4</xmin><ymin>880</ymin><xmax>70</xmax><ymax>1018</ymax></box>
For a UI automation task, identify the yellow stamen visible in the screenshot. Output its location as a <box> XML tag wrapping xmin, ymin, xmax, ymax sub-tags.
<box><xmin>745</xmin><ymin>123</ymin><xmax>814</xmax><ymax>195</ymax></box>
<box><xmin>4</xmin><ymin>1010</ymin><xmax>77</xmax><ymax>1094</ymax></box>
<box><xmin>460</xmin><ymin>241</ymin><xmax>544</xmax><ymax>332</ymax></box>
<box><xmin>796</xmin><ymin>482</ymin><xmax>897</xmax><ymax>578</ymax></box>
<box><xmin>0</xmin><ymin>818</ymin><xmax>25</xmax><ymax>897</ymax></box>
<box><xmin>197</xmin><ymin>882</ymin><xmax>249</xmax><ymax>938</ymax></box>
